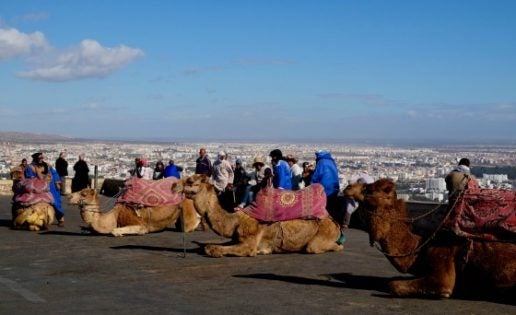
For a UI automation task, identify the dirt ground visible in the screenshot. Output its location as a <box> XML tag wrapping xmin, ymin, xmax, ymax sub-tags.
<box><xmin>0</xmin><ymin>195</ymin><xmax>514</xmax><ymax>315</ymax></box>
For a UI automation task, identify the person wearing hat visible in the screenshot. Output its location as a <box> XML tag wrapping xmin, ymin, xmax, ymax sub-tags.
<box><xmin>211</xmin><ymin>151</ymin><xmax>234</xmax><ymax>194</ymax></box>
<box><xmin>269</xmin><ymin>149</ymin><xmax>292</xmax><ymax>190</ymax></box>
<box><xmin>234</xmin><ymin>156</ymin><xmax>272</xmax><ymax>210</ymax></box>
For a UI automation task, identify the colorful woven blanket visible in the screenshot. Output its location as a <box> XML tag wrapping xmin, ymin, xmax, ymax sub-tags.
<box><xmin>14</xmin><ymin>178</ymin><xmax>54</xmax><ymax>206</ymax></box>
<box><xmin>241</xmin><ymin>183</ymin><xmax>328</xmax><ymax>222</ymax></box>
<box><xmin>116</xmin><ymin>177</ymin><xmax>184</xmax><ymax>207</ymax></box>
<box><xmin>444</xmin><ymin>180</ymin><xmax>516</xmax><ymax>242</ymax></box>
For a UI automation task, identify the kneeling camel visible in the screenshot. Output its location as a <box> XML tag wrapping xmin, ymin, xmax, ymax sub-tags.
<box><xmin>171</xmin><ymin>174</ymin><xmax>343</xmax><ymax>257</ymax></box>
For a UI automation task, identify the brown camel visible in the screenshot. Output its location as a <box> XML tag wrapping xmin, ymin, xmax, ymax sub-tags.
<box><xmin>343</xmin><ymin>179</ymin><xmax>516</xmax><ymax>298</ymax></box>
<box><xmin>68</xmin><ymin>188</ymin><xmax>200</xmax><ymax>236</ymax></box>
<box><xmin>10</xmin><ymin>166</ymin><xmax>55</xmax><ymax>231</ymax></box>
<box><xmin>171</xmin><ymin>174</ymin><xmax>343</xmax><ymax>257</ymax></box>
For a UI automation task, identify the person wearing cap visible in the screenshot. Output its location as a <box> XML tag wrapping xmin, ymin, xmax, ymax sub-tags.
<box><xmin>25</xmin><ymin>152</ymin><xmax>65</xmax><ymax>227</ymax></box>
<box><xmin>195</xmin><ymin>148</ymin><xmax>213</xmax><ymax>177</ymax></box>
<box><xmin>269</xmin><ymin>149</ymin><xmax>292</xmax><ymax>190</ymax></box>
<box><xmin>211</xmin><ymin>151</ymin><xmax>234</xmax><ymax>194</ymax></box>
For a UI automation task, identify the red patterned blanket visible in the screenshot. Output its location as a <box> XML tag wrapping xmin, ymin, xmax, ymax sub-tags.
<box><xmin>241</xmin><ymin>183</ymin><xmax>328</xmax><ymax>222</ymax></box>
<box><xmin>444</xmin><ymin>180</ymin><xmax>516</xmax><ymax>242</ymax></box>
<box><xmin>116</xmin><ymin>177</ymin><xmax>184</xmax><ymax>207</ymax></box>
<box><xmin>14</xmin><ymin>178</ymin><xmax>54</xmax><ymax>206</ymax></box>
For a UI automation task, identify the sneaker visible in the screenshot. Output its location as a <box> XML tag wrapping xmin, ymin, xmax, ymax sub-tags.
<box><xmin>336</xmin><ymin>232</ymin><xmax>346</xmax><ymax>245</ymax></box>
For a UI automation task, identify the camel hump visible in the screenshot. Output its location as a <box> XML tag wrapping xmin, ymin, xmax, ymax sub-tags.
<box><xmin>117</xmin><ymin>177</ymin><xmax>184</xmax><ymax>207</ymax></box>
<box><xmin>444</xmin><ymin>186</ymin><xmax>516</xmax><ymax>242</ymax></box>
<box><xmin>241</xmin><ymin>184</ymin><xmax>328</xmax><ymax>222</ymax></box>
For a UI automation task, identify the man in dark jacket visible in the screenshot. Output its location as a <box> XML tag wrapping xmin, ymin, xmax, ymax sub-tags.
<box><xmin>195</xmin><ymin>148</ymin><xmax>212</xmax><ymax>177</ymax></box>
<box><xmin>55</xmin><ymin>152</ymin><xmax>69</xmax><ymax>195</ymax></box>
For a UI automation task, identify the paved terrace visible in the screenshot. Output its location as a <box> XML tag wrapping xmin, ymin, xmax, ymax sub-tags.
<box><xmin>0</xmin><ymin>195</ymin><xmax>514</xmax><ymax>315</ymax></box>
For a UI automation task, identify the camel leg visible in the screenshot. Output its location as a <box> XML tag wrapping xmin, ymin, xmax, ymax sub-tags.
<box><xmin>306</xmin><ymin>220</ymin><xmax>344</xmax><ymax>254</ymax></box>
<box><xmin>111</xmin><ymin>225</ymin><xmax>150</xmax><ymax>237</ymax></box>
<box><xmin>204</xmin><ymin>234</ymin><xmax>263</xmax><ymax>257</ymax></box>
<box><xmin>389</xmin><ymin>247</ymin><xmax>456</xmax><ymax>298</ymax></box>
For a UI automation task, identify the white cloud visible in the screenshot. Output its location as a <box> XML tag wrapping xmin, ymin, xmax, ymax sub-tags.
<box><xmin>17</xmin><ymin>39</ymin><xmax>145</xmax><ymax>81</ymax></box>
<box><xmin>0</xmin><ymin>27</ymin><xmax>48</xmax><ymax>60</ymax></box>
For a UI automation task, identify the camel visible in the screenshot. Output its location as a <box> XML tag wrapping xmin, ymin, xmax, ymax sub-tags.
<box><xmin>171</xmin><ymin>174</ymin><xmax>343</xmax><ymax>257</ymax></box>
<box><xmin>10</xmin><ymin>166</ymin><xmax>56</xmax><ymax>231</ymax></box>
<box><xmin>343</xmin><ymin>179</ymin><xmax>516</xmax><ymax>298</ymax></box>
<box><xmin>68</xmin><ymin>188</ymin><xmax>200</xmax><ymax>236</ymax></box>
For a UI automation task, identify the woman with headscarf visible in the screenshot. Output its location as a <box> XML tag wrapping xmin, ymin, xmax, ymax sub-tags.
<box><xmin>25</xmin><ymin>152</ymin><xmax>65</xmax><ymax>227</ymax></box>
<box><xmin>72</xmin><ymin>154</ymin><xmax>90</xmax><ymax>193</ymax></box>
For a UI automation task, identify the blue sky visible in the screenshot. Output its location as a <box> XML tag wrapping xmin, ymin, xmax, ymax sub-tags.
<box><xmin>1</xmin><ymin>1</ymin><xmax>515</xmax><ymax>143</ymax></box>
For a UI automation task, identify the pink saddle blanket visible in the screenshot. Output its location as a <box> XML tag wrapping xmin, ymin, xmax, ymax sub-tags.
<box><xmin>444</xmin><ymin>180</ymin><xmax>516</xmax><ymax>242</ymax></box>
<box><xmin>14</xmin><ymin>178</ymin><xmax>54</xmax><ymax>206</ymax></box>
<box><xmin>241</xmin><ymin>183</ymin><xmax>328</xmax><ymax>222</ymax></box>
<box><xmin>116</xmin><ymin>177</ymin><xmax>184</xmax><ymax>207</ymax></box>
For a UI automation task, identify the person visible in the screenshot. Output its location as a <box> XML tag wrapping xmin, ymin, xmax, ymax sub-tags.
<box><xmin>129</xmin><ymin>158</ymin><xmax>141</xmax><ymax>177</ymax></box>
<box><xmin>55</xmin><ymin>152</ymin><xmax>68</xmax><ymax>195</ymax></box>
<box><xmin>152</xmin><ymin>160</ymin><xmax>165</xmax><ymax>180</ymax></box>
<box><xmin>164</xmin><ymin>160</ymin><xmax>183</xmax><ymax>179</ymax></box>
<box><xmin>19</xmin><ymin>158</ymin><xmax>28</xmax><ymax>173</ymax></box>
<box><xmin>25</xmin><ymin>152</ymin><xmax>65</xmax><ymax>227</ymax></box>
<box><xmin>269</xmin><ymin>149</ymin><xmax>292</xmax><ymax>190</ymax></box>
<box><xmin>342</xmin><ymin>173</ymin><xmax>374</xmax><ymax>229</ymax></box>
<box><xmin>301</xmin><ymin>161</ymin><xmax>314</xmax><ymax>188</ymax></box>
<box><xmin>233</xmin><ymin>159</ymin><xmax>248</xmax><ymax>188</ymax></box>
<box><xmin>311</xmin><ymin>150</ymin><xmax>343</xmax><ymax>243</ymax></box>
<box><xmin>140</xmin><ymin>159</ymin><xmax>153</xmax><ymax>180</ymax></box>
<box><xmin>72</xmin><ymin>154</ymin><xmax>90</xmax><ymax>193</ymax></box>
<box><xmin>211</xmin><ymin>151</ymin><xmax>234</xmax><ymax>194</ymax></box>
<box><xmin>234</xmin><ymin>156</ymin><xmax>272</xmax><ymax>210</ymax></box>
<box><xmin>445</xmin><ymin>158</ymin><xmax>478</xmax><ymax>206</ymax></box>
<box><xmin>286</xmin><ymin>155</ymin><xmax>303</xmax><ymax>190</ymax></box>
<box><xmin>232</xmin><ymin>159</ymin><xmax>249</xmax><ymax>207</ymax></box>
<box><xmin>195</xmin><ymin>148</ymin><xmax>213</xmax><ymax>177</ymax></box>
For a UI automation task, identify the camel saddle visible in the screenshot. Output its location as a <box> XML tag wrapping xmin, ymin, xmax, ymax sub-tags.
<box><xmin>444</xmin><ymin>180</ymin><xmax>516</xmax><ymax>242</ymax></box>
<box><xmin>14</xmin><ymin>178</ymin><xmax>54</xmax><ymax>206</ymax></box>
<box><xmin>241</xmin><ymin>183</ymin><xmax>328</xmax><ymax>222</ymax></box>
<box><xmin>116</xmin><ymin>177</ymin><xmax>184</xmax><ymax>207</ymax></box>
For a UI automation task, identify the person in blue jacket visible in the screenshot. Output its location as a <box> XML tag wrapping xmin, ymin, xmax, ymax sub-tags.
<box><xmin>164</xmin><ymin>160</ymin><xmax>183</xmax><ymax>179</ymax></box>
<box><xmin>311</xmin><ymin>150</ymin><xmax>345</xmax><ymax>244</ymax></box>
<box><xmin>268</xmin><ymin>149</ymin><xmax>292</xmax><ymax>190</ymax></box>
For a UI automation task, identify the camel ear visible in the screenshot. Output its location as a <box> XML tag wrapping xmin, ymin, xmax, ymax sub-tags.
<box><xmin>382</xmin><ymin>181</ymin><xmax>395</xmax><ymax>195</ymax></box>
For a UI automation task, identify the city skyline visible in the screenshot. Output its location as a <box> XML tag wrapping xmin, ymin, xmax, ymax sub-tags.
<box><xmin>1</xmin><ymin>1</ymin><xmax>516</xmax><ymax>142</ymax></box>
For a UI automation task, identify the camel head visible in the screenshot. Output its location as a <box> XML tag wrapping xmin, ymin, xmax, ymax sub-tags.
<box><xmin>343</xmin><ymin>182</ymin><xmax>366</xmax><ymax>202</ymax></box>
<box><xmin>174</xmin><ymin>174</ymin><xmax>211</xmax><ymax>198</ymax></box>
<box><xmin>68</xmin><ymin>188</ymin><xmax>98</xmax><ymax>206</ymax></box>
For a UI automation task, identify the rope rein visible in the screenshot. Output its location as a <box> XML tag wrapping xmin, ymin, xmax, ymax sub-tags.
<box><xmin>365</xmin><ymin>180</ymin><xmax>468</xmax><ymax>258</ymax></box>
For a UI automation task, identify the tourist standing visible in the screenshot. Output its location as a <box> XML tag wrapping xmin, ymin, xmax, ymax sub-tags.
<box><xmin>55</xmin><ymin>152</ymin><xmax>69</xmax><ymax>195</ymax></box>
<box><xmin>72</xmin><ymin>154</ymin><xmax>90</xmax><ymax>193</ymax></box>
<box><xmin>195</xmin><ymin>147</ymin><xmax>213</xmax><ymax>177</ymax></box>
<box><xmin>211</xmin><ymin>151</ymin><xmax>234</xmax><ymax>194</ymax></box>
<box><xmin>286</xmin><ymin>155</ymin><xmax>303</xmax><ymax>190</ymax></box>
<box><xmin>269</xmin><ymin>149</ymin><xmax>292</xmax><ymax>190</ymax></box>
